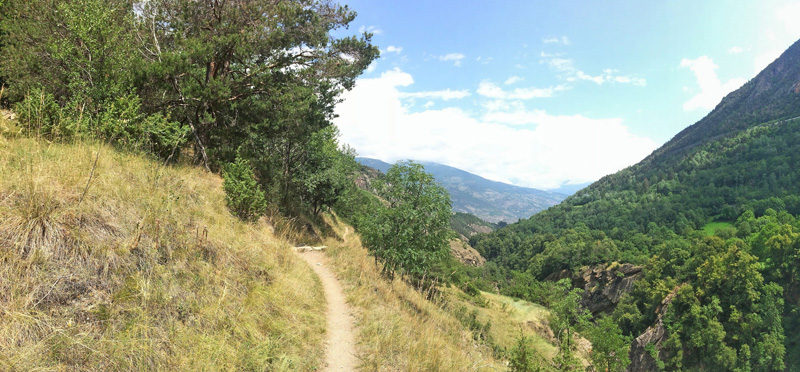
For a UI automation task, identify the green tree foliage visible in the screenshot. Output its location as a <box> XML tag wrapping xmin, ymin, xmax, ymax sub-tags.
<box><xmin>1</xmin><ymin>0</ymin><xmax>377</xmax><ymax>218</ymax></box>
<box><xmin>134</xmin><ymin>0</ymin><xmax>378</xmax><ymax>170</ymax></box>
<box><xmin>360</xmin><ymin>161</ymin><xmax>452</xmax><ymax>282</ymax></box>
<box><xmin>586</xmin><ymin>316</ymin><xmax>631</xmax><ymax>372</ymax></box>
<box><xmin>222</xmin><ymin>156</ymin><xmax>268</xmax><ymax>222</ymax></box>
<box><xmin>662</xmin><ymin>244</ymin><xmax>786</xmax><ymax>371</ymax></box>
<box><xmin>294</xmin><ymin>128</ymin><xmax>358</xmax><ymax>215</ymax></box>
<box><xmin>548</xmin><ymin>279</ymin><xmax>589</xmax><ymax>370</ymax></box>
<box><xmin>469</xmin><ymin>117</ymin><xmax>800</xmax><ymax>368</ymax></box>
<box><xmin>509</xmin><ymin>332</ymin><xmax>549</xmax><ymax>372</ymax></box>
<box><xmin>1</xmin><ymin>0</ymin><xmax>138</xmax><ymax>111</ymax></box>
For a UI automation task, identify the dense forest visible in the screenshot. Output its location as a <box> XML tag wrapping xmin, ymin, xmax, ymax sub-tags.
<box><xmin>470</xmin><ymin>39</ymin><xmax>800</xmax><ymax>370</ymax></box>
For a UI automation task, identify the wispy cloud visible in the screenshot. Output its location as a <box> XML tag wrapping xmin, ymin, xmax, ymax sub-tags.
<box><xmin>543</xmin><ymin>36</ymin><xmax>571</xmax><ymax>45</ymax></box>
<box><xmin>358</xmin><ymin>25</ymin><xmax>383</xmax><ymax>35</ymax></box>
<box><xmin>399</xmin><ymin>89</ymin><xmax>470</xmax><ymax>101</ymax></box>
<box><xmin>439</xmin><ymin>53</ymin><xmax>466</xmax><ymax>66</ymax></box>
<box><xmin>504</xmin><ymin>76</ymin><xmax>524</xmax><ymax>85</ymax></box>
<box><xmin>541</xmin><ymin>53</ymin><xmax>646</xmax><ymax>86</ymax></box>
<box><xmin>384</xmin><ymin>45</ymin><xmax>403</xmax><ymax>54</ymax></box>
<box><xmin>476</xmin><ymin>56</ymin><xmax>493</xmax><ymax>65</ymax></box>
<box><xmin>680</xmin><ymin>56</ymin><xmax>746</xmax><ymax>111</ymax></box>
<box><xmin>477</xmin><ymin>81</ymin><xmax>565</xmax><ymax>100</ymax></box>
<box><xmin>727</xmin><ymin>46</ymin><xmax>744</xmax><ymax>54</ymax></box>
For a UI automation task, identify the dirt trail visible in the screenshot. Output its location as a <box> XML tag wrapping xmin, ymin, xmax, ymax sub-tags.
<box><xmin>299</xmin><ymin>250</ymin><xmax>358</xmax><ymax>371</ymax></box>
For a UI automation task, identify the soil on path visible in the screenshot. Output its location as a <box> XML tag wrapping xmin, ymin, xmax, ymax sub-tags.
<box><xmin>299</xmin><ymin>250</ymin><xmax>358</xmax><ymax>371</ymax></box>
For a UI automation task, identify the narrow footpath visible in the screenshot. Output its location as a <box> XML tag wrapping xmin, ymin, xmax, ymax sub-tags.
<box><xmin>299</xmin><ymin>250</ymin><xmax>358</xmax><ymax>371</ymax></box>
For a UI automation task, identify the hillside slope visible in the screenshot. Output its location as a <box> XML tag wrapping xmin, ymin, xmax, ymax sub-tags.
<box><xmin>0</xmin><ymin>138</ymin><xmax>326</xmax><ymax>371</ymax></box>
<box><xmin>0</xmin><ymin>131</ymin><xmax>514</xmax><ymax>371</ymax></box>
<box><xmin>356</xmin><ymin>157</ymin><xmax>566</xmax><ymax>223</ymax></box>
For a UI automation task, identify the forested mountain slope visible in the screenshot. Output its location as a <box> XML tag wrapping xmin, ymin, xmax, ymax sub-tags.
<box><xmin>473</xmin><ymin>38</ymin><xmax>800</xmax><ymax>269</ymax></box>
<box><xmin>470</xmin><ymin>38</ymin><xmax>800</xmax><ymax>371</ymax></box>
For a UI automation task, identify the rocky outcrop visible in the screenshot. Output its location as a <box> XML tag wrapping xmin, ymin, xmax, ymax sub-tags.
<box><xmin>627</xmin><ymin>284</ymin><xmax>683</xmax><ymax>372</ymax></box>
<box><xmin>546</xmin><ymin>263</ymin><xmax>643</xmax><ymax>315</ymax></box>
<box><xmin>449</xmin><ymin>240</ymin><xmax>486</xmax><ymax>267</ymax></box>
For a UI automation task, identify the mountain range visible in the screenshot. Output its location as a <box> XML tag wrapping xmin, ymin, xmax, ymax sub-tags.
<box><xmin>356</xmin><ymin>157</ymin><xmax>569</xmax><ymax>223</ymax></box>
<box><xmin>470</xmin><ymin>38</ymin><xmax>800</xmax><ymax>370</ymax></box>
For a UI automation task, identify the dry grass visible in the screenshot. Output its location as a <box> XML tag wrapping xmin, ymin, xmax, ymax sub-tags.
<box><xmin>0</xmin><ymin>137</ymin><xmax>325</xmax><ymax>371</ymax></box>
<box><xmin>321</xmin><ymin>217</ymin><xmax>505</xmax><ymax>372</ymax></box>
<box><xmin>451</xmin><ymin>290</ymin><xmax>559</xmax><ymax>360</ymax></box>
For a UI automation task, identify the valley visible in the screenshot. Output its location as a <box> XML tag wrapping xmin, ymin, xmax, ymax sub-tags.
<box><xmin>2</xmin><ymin>1</ymin><xmax>800</xmax><ymax>371</ymax></box>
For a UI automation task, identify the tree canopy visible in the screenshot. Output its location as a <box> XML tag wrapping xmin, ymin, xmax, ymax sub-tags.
<box><xmin>0</xmin><ymin>0</ymin><xmax>378</xmax><ymax>217</ymax></box>
<box><xmin>360</xmin><ymin>161</ymin><xmax>453</xmax><ymax>282</ymax></box>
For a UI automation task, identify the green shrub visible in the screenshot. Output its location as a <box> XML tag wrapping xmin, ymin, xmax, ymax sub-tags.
<box><xmin>15</xmin><ymin>88</ymin><xmax>188</xmax><ymax>157</ymax></box>
<box><xmin>99</xmin><ymin>93</ymin><xmax>188</xmax><ymax>156</ymax></box>
<box><xmin>15</xmin><ymin>87</ymin><xmax>71</xmax><ymax>138</ymax></box>
<box><xmin>223</xmin><ymin>156</ymin><xmax>268</xmax><ymax>222</ymax></box>
<box><xmin>509</xmin><ymin>332</ymin><xmax>548</xmax><ymax>372</ymax></box>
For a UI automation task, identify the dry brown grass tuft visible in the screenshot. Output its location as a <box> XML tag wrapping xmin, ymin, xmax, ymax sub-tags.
<box><xmin>321</xmin><ymin>217</ymin><xmax>505</xmax><ymax>371</ymax></box>
<box><xmin>0</xmin><ymin>137</ymin><xmax>326</xmax><ymax>371</ymax></box>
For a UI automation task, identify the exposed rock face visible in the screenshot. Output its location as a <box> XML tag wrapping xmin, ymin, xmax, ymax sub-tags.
<box><xmin>627</xmin><ymin>285</ymin><xmax>683</xmax><ymax>372</ymax></box>
<box><xmin>449</xmin><ymin>240</ymin><xmax>486</xmax><ymax>267</ymax></box>
<box><xmin>546</xmin><ymin>263</ymin><xmax>643</xmax><ymax>315</ymax></box>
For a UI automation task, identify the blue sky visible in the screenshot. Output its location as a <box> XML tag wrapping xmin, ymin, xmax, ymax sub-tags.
<box><xmin>332</xmin><ymin>0</ymin><xmax>800</xmax><ymax>189</ymax></box>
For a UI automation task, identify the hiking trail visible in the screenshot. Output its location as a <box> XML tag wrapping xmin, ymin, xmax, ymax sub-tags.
<box><xmin>299</xmin><ymin>250</ymin><xmax>357</xmax><ymax>371</ymax></box>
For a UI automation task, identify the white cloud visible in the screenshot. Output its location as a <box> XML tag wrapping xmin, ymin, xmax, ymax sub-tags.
<box><xmin>399</xmin><ymin>89</ymin><xmax>470</xmax><ymax>101</ymax></box>
<box><xmin>439</xmin><ymin>53</ymin><xmax>465</xmax><ymax>66</ymax></box>
<box><xmin>543</xmin><ymin>36</ymin><xmax>571</xmax><ymax>45</ymax></box>
<box><xmin>504</xmin><ymin>76</ymin><xmax>524</xmax><ymax>85</ymax></box>
<box><xmin>541</xmin><ymin>54</ymin><xmax>646</xmax><ymax>86</ymax></box>
<box><xmin>680</xmin><ymin>56</ymin><xmax>747</xmax><ymax>111</ymax></box>
<box><xmin>358</xmin><ymin>25</ymin><xmax>383</xmax><ymax>35</ymax></box>
<box><xmin>728</xmin><ymin>46</ymin><xmax>744</xmax><ymax>54</ymax></box>
<box><xmin>476</xmin><ymin>56</ymin><xmax>493</xmax><ymax>65</ymax></box>
<box><xmin>334</xmin><ymin>69</ymin><xmax>657</xmax><ymax>189</ymax></box>
<box><xmin>752</xmin><ymin>3</ymin><xmax>800</xmax><ymax>74</ymax></box>
<box><xmin>384</xmin><ymin>45</ymin><xmax>403</xmax><ymax>54</ymax></box>
<box><xmin>776</xmin><ymin>2</ymin><xmax>800</xmax><ymax>35</ymax></box>
<box><xmin>477</xmin><ymin>82</ymin><xmax>565</xmax><ymax>100</ymax></box>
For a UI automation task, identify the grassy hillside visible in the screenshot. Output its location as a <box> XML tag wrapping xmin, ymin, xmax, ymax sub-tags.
<box><xmin>0</xmin><ymin>134</ymin><xmax>328</xmax><ymax>370</ymax></box>
<box><xmin>0</xmin><ymin>118</ymin><xmax>537</xmax><ymax>370</ymax></box>
<box><xmin>321</xmin><ymin>217</ymin><xmax>505</xmax><ymax>371</ymax></box>
<box><xmin>318</xmin><ymin>214</ymin><xmax>597</xmax><ymax>370</ymax></box>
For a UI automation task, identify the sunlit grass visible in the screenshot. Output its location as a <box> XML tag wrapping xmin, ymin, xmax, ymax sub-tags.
<box><xmin>322</xmin><ymin>216</ymin><xmax>504</xmax><ymax>371</ymax></box>
<box><xmin>702</xmin><ymin>221</ymin><xmax>734</xmax><ymax>236</ymax></box>
<box><xmin>0</xmin><ymin>136</ymin><xmax>325</xmax><ymax>371</ymax></box>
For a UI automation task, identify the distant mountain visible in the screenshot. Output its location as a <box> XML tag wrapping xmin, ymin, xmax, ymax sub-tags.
<box><xmin>546</xmin><ymin>181</ymin><xmax>593</xmax><ymax>196</ymax></box>
<box><xmin>355</xmin><ymin>157</ymin><xmax>566</xmax><ymax>223</ymax></box>
<box><xmin>355</xmin><ymin>157</ymin><xmax>393</xmax><ymax>174</ymax></box>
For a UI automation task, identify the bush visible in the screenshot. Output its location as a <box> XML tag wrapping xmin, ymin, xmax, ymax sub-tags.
<box><xmin>15</xmin><ymin>88</ymin><xmax>188</xmax><ymax>157</ymax></box>
<box><xmin>98</xmin><ymin>93</ymin><xmax>188</xmax><ymax>157</ymax></box>
<box><xmin>509</xmin><ymin>332</ymin><xmax>548</xmax><ymax>372</ymax></box>
<box><xmin>223</xmin><ymin>156</ymin><xmax>268</xmax><ymax>221</ymax></box>
<box><xmin>15</xmin><ymin>87</ymin><xmax>71</xmax><ymax>138</ymax></box>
